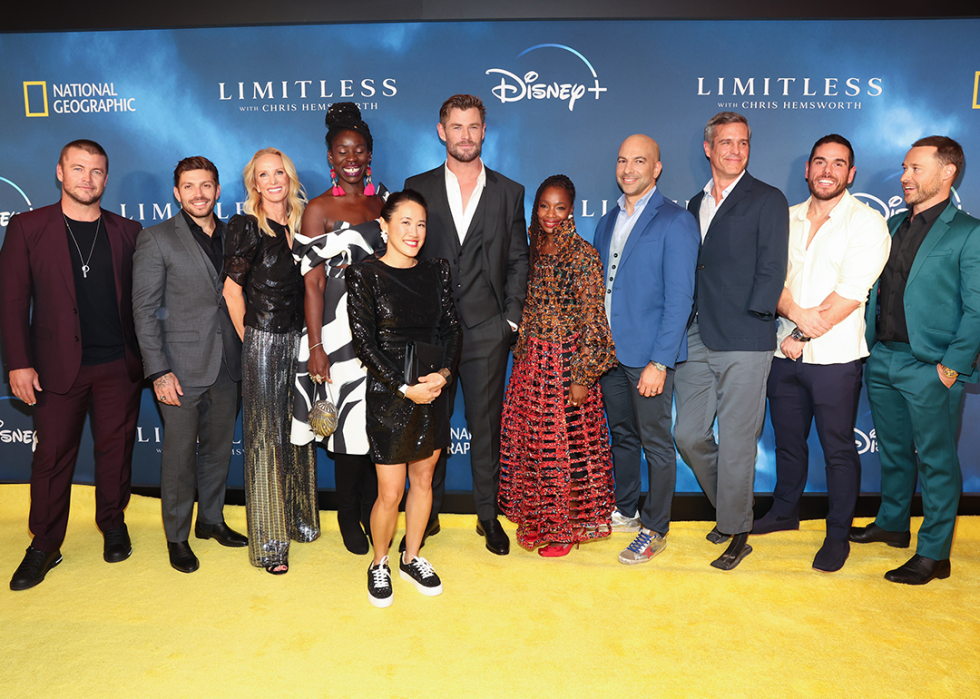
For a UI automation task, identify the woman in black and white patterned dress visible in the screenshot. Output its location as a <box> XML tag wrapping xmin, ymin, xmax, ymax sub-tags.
<box><xmin>291</xmin><ymin>103</ymin><xmax>386</xmax><ymax>554</ymax></box>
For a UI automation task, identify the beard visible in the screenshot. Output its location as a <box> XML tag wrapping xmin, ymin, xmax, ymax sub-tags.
<box><xmin>904</xmin><ymin>174</ymin><xmax>943</xmax><ymax>208</ymax></box>
<box><xmin>808</xmin><ymin>176</ymin><xmax>848</xmax><ymax>201</ymax></box>
<box><xmin>448</xmin><ymin>140</ymin><xmax>482</xmax><ymax>163</ymax></box>
<box><xmin>63</xmin><ymin>184</ymin><xmax>103</xmax><ymax>206</ymax></box>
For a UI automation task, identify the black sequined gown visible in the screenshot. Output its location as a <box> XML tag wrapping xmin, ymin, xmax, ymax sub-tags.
<box><xmin>345</xmin><ymin>257</ymin><xmax>462</xmax><ymax>464</ymax></box>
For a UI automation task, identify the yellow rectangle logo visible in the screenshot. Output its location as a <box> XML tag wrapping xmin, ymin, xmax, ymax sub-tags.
<box><xmin>23</xmin><ymin>81</ymin><xmax>49</xmax><ymax>117</ymax></box>
<box><xmin>974</xmin><ymin>71</ymin><xmax>980</xmax><ymax>109</ymax></box>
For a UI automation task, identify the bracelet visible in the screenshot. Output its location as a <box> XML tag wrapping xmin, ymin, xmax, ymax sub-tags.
<box><xmin>309</xmin><ymin>342</ymin><xmax>323</xmax><ymax>351</ymax></box>
<box><xmin>652</xmin><ymin>362</ymin><xmax>666</xmax><ymax>372</ymax></box>
<box><xmin>939</xmin><ymin>363</ymin><xmax>959</xmax><ymax>380</ymax></box>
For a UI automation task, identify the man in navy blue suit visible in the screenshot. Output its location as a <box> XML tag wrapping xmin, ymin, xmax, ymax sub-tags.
<box><xmin>674</xmin><ymin>112</ymin><xmax>789</xmax><ymax>570</ymax></box>
<box><xmin>593</xmin><ymin>134</ymin><xmax>700</xmax><ymax>565</ymax></box>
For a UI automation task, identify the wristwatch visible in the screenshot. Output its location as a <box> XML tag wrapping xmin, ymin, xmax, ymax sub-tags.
<box><xmin>790</xmin><ymin>327</ymin><xmax>810</xmax><ymax>342</ymax></box>
<box><xmin>652</xmin><ymin>362</ymin><xmax>666</xmax><ymax>372</ymax></box>
<box><xmin>939</xmin><ymin>363</ymin><xmax>959</xmax><ymax>380</ymax></box>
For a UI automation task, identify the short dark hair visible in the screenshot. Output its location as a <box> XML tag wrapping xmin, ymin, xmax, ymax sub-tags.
<box><xmin>59</xmin><ymin>139</ymin><xmax>108</xmax><ymax>171</ymax></box>
<box><xmin>704</xmin><ymin>112</ymin><xmax>751</xmax><ymax>145</ymax></box>
<box><xmin>325</xmin><ymin>101</ymin><xmax>373</xmax><ymax>152</ymax></box>
<box><xmin>173</xmin><ymin>156</ymin><xmax>219</xmax><ymax>187</ymax></box>
<box><xmin>809</xmin><ymin>134</ymin><xmax>854</xmax><ymax>169</ymax></box>
<box><xmin>912</xmin><ymin>135</ymin><xmax>965</xmax><ymax>182</ymax></box>
<box><xmin>380</xmin><ymin>189</ymin><xmax>428</xmax><ymax>223</ymax></box>
<box><xmin>439</xmin><ymin>94</ymin><xmax>486</xmax><ymax>125</ymax></box>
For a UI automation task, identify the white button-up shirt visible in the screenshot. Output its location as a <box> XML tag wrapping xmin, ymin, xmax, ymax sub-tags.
<box><xmin>698</xmin><ymin>170</ymin><xmax>745</xmax><ymax>242</ymax></box>
<box><xmin>776</xmin><ymin>190</ymin><xmax>891</xmax><ymax>364</ymax></box>
<box><xmin>444</xmin><ymin>160</ymin><xmax>486</xmax><ymax>245</ymax></box>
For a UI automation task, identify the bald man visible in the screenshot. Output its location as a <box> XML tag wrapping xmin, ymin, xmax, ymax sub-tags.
<box><xmin>592</xmin><ymin>135</ymin><xmax>700</xmax><ymax>565</ymax></box>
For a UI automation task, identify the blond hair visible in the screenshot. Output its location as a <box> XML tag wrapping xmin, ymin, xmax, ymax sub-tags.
<box><xmin>242</xmin><ymin>147</ymin><xmax>307</xmax><ymax>240</ymax></box>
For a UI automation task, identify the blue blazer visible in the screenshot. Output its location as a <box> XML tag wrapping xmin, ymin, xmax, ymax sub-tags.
<box><xmin>593</xmin><ymin>188</ymin><xmax>699</xmax><ymax>368</ymax></box>
<box><xmin>865</xmin><ymin>202</ymin><xmax>980</xmax><ymax>382</ymax></box>
<box><xmin>687</xmin><ymin>171</ymin><xmax>789</xmax><ymax>352</ymax></box>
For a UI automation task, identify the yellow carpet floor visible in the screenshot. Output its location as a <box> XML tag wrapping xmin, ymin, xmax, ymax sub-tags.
<box><xmin>0</xmin><ymin>484</ymin><xmax>977</xmax><ymax>699</ymax></box>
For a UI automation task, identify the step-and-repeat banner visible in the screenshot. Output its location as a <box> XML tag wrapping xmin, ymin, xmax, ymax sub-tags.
<box><xmin>2</xmin><ymin>19</ymin><xmax>979</xmax><ymax>496</ymax></box>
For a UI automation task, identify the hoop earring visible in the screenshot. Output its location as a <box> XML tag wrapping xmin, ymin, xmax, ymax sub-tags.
<box><xmin>363</xmin><ymin>165</ymin><xmax>376</xmax><ymax>197</ymax></box>
<box><xmin>330</xmin><ymin>168</ymin><xmax>344</xmax><ymax>196</ymax></box>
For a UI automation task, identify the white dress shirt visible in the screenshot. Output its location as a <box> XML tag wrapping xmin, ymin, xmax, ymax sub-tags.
<box><xmin>698</xmin><ymin>170</ymin><xmax>746</xmax><ymax>242</ymax></box>
<box><xmin>444</xmin><ymin>160</ymin><xmax>486</xmax><ymax>245</ymax></box>
<box><xmin>775</xmin><ymin>190</ymin><xmax>891</xmax><ymax>364</ymax></box>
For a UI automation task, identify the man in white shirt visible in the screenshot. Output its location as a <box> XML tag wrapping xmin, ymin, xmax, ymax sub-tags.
<box><xmin>405</xmin><ymin>94</ymin><xmax>528</xmax><ymax>555</ymax></box>
<box><xmin>753</xmin><ymin>135</ymin><xmax>890</xmax><ymax>572</ymax></box>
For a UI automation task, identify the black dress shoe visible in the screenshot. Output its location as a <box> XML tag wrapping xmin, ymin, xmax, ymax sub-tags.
<box><xmin>705</xmin><ymin>526</ymin><xmax>730</xmax><ymax>545</ymax></box>
<box><xmin>338</xmin><ymin>512</ymin><xmax>370</xmax><ymax>555</ymax></box>
<box><xmin>476</xmin><ymin>518</ymin><xmax>510</xmax><ymax>556</ymax></box>
<box><xmin>168</xmin><ymin>541</ymin><xmax>200</xmax><ymax>573</ymax></box>
<box><xmin>103</xmin><ymin>524</ymin><xmax>133</xmax><ymax>563</ymax></box>
<box><xmin>812</xmin><ymin>537</ymin><xmax>849</xmax><ymax>573</ymax></box>
<box><xmin>10</xmin><ymin>546</ymin><xmax>63</xmax><ymax>591</ymax></box>
<box><xmin>884</xmin><ymin>554</ymin><xmax>951</xmax><ymax>585</ymax></box>
<box><xmin>398</xmin><ymin>517</ymin><xmax>442</xmax><ymax>553</ymax></box>
<box><xmin>752</xmin><ymin>511</ymin><xmax>800</xmax><ymax>535</ymax></box>
<box><xmin>710</xmin><ymin>532</ymin><xmax>752</xmax><ymax>570</ymax></box>
<box><xmin>848</xmin><ymin>523</ymin><xmax>911</xmax><ymax>548</ymax></box>
<box><xmin>195</xmin><ymin>521</ymin><xmax>248</xmax><ymax>548</ymax></box>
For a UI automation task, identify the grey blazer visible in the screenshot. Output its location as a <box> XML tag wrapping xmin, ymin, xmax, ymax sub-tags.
<box><xmin>132</xmin><ymin>212</ymin><xmax>242</xmax><ymax>386</ymax></box>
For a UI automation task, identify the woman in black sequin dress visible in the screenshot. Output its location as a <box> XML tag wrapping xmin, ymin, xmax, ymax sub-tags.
<box><xmin>346</xmin><ymin>190</ymin><xmax>462</xmax><ymax>607</ymax></box>
<box><xmin>223</xmin><ymin>148</ymin><xmax>318</xmax><ymax>574</ymax></box>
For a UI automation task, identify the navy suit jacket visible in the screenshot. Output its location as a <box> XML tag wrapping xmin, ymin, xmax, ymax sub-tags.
<box><xmin>687</xmin><ymin>171</ymin><xmax>789</xmax><ymax>352</ymax></box>
<box><xmin>593</xmin><ymin>188</ymin><xmax>699</xmax><ymax>368</ymax></box>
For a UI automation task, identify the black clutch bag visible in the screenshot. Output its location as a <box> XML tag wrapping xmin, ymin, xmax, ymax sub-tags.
<box><xmin>403</xmin><ymin>341</ymin><xmax>443</xmax><ymax>385</ymax></box>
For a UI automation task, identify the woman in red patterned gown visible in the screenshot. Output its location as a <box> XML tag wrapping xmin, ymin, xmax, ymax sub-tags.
<box><xmin>498</xmin><ymin>175</ymin><xmax>617</xmax><ymax>557</ymax></box>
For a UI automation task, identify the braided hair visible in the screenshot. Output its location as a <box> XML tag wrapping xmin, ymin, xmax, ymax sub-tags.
<box><xmin>528</xmin><ymin>174</ymin><xmax>576</xmax><ymax>267</ymax></box>
<box><xmin>325</xmin><ymin>102</ymin><xmax>373</xmax><ymax>152</ymax></box>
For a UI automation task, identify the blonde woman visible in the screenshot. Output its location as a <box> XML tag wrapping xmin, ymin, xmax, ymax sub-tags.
<box><xmin>223</xmin><ymin>148</ymin><xmax>318</xmax><ymax>574</ymax></box>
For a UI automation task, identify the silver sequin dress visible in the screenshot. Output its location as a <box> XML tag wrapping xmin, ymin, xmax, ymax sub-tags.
<box><xmin>226</xmin><ymin>214</ymin><xmax>320</xmax><ymax>567</ymax></box>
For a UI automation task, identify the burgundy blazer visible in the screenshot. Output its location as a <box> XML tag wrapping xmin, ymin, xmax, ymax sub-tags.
<box><xmin>0</xmin><ymin>202</ymin><xmax>143</xmax><ymax>394</ymax></box>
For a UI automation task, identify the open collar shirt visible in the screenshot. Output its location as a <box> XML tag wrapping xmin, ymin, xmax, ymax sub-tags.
<box><xmin>444</xmin><ymin>159</ymin><xmax>487</xmax><ymax>245</ymax></box>
<box><xmin>776</xmin><ymin>190</ymin><xmax>891</xmax><ymax>364</ymax></box>
<box><xmin>698</xmin><ymin>170</ymin><xmax>745</xmax><ymax>241</ymax></box>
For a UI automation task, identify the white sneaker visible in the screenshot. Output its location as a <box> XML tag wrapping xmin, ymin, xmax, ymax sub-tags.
<box><xmin>611</xmin><ymin>510</ymin><xmax>641</xmax><ymax>533</ymax></box>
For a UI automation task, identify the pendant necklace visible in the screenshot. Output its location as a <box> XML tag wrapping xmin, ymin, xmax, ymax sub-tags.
<box><xmin>64</xmin><ymin>215</ymin><xmax>101</xmax><ymax>279</ymax></box>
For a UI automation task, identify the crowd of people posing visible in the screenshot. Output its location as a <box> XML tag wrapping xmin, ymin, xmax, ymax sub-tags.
<box><xmin>4</xmin><ymin>94</ymin><xmax>977</xmax><ymax>604</ymax></box>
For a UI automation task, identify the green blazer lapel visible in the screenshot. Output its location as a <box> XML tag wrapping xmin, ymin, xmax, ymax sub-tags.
<box><xmin>907</xmin><ymin>203</ymin><xmax>957</xmax><ymax>287</ymax></box>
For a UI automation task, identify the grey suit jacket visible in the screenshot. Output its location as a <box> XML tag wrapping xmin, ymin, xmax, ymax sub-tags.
<box><xmin>132</xmin><ymin>212</ymin><xmax>242</xmax><ymax>386</ymax></box>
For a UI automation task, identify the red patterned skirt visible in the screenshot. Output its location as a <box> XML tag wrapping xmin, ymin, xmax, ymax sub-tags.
<box><xmin>498</xmin><ymin>334</ymin><xmax>614</xmax><ymax>549</ymax></box>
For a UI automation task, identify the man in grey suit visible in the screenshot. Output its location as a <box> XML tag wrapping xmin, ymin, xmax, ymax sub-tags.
<box><xmin>133</xmin><ymin>156</ymin><xmax>246</xmax><ymax>573</ymax></box>
<box><xmin>405</xmin><ymin>94</ymin><xmax>528</xmax><ymax>555</ymax></box>
<box><xmin>674</xmin><ymin>112</ymin><xmax>789</xmax><ymax>571</ymax></box>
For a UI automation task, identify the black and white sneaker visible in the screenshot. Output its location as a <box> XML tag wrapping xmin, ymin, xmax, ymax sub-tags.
<box><xmin>399</xmin><ymin>554</ymin><xmax>443</xmax><ymax>596</ymax></box>
<box><xmin>367</xmin><ymin>556</ymin><xmax>393</xmax><ymax>608</ymax></box>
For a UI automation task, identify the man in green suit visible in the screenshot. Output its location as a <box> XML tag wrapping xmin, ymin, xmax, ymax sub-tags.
<box><xmin>851</xmin><ymin>136</ymin><xmax>980</xmax><ymax>584</ymax></box>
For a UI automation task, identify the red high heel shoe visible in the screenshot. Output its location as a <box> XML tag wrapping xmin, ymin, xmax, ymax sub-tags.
<box><xmin>538</xmin><ymin>542</ymin><xmax>579</xmax><ymax>558</ymax></box>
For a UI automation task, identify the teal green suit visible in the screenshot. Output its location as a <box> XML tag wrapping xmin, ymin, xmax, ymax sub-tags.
<box><xmin>864</xmin><ymin>201</ymin><xmax>980</xmax><ymax>560</ymax></box>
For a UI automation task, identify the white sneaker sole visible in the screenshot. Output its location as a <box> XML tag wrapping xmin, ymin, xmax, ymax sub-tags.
<box><xmin>400</xmin><ymin>569</ymin><xmax>443</xmax><ymax>596</ymax></box>
<box><xmin>368</xmin><ymin>590</ymin><xmax>393</xmax><ymax>608</ymax></box>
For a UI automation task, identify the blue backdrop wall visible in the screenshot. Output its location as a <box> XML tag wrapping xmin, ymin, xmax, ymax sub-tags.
<box><xmin>2</xmin><ymin>19</ymin><xmax>979</xmax><ymax>497</ymax></box>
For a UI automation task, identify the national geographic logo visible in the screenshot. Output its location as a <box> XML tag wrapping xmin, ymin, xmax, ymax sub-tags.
<box><xmin>22</xmin><ymin>81</ymin><xmax>136</xmax><ymax>116</ymax></box>
<box><xmin>974</xmin><ymin>71</ymin><xmax>980</xmax><ymax>109</ymax></box>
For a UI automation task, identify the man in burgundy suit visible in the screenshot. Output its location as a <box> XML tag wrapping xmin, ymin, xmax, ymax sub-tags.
<box><xmin>1</xmin><ymin>139</ymin><xmax>143</xmax><ymax>590</ymax></box>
